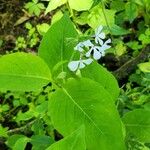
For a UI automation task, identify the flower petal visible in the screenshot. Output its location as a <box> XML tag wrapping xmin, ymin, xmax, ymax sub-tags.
<box><xmin>74</xmin><ymin>42</ymin><xmax>84</xmax><ymax>52</ymax></box>
<box><xmin>95</xmin><ymin>38</ymin><xmax>104</xmax><ymax>45</ymax></box>
<box><xmin>93</xmin><ymin>48</ymin><xmax>101</xmax><ymax>60</ymax></box>
<box><xmin>79</xmin><ymin>61</ymin><xmax>86</xmax><ymax>69</ymax></box>
<box><xmin>105</xmin><ymin>38</ymin><xmax>111</xmax><ymax>44</ymax></box>
<box><xmin>83</xmin><ymin>58</ymin><xmax>93</xmax><ymax>65</ymax></box>
<box><xmin>85</xmin><ymin>48</ymin><xmax>92</xmax><ymax>57</ymax></box>
<box><xmin>82</xmin><ymin>40</ymin><xmax>94</xmax><ymax>47</ymax></box>
<box><xmin>95</xmin><ymin>25</ymin><xmax>103</xmax><ymax>35</ymax></box>
<box><xmin>99</xmin><ymin>33</ymin><xmax>105</xmax><ymax>39</ymax></box>
<box><xmin>68</xmin><ymin>61</ymin><xmax>79</xmax><ymax>71</ymax></box>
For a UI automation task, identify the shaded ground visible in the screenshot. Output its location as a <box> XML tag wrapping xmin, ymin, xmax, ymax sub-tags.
<box><xmin>0</xmin><ymin>0</ymin><xmax>28</xmax><ymax>54</ymax></box>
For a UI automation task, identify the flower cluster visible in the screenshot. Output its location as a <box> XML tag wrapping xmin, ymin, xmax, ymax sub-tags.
<box><xmin>68</xmin><ymin>26</ymin><xmax>111</xmax><ymax>72</ymax></box>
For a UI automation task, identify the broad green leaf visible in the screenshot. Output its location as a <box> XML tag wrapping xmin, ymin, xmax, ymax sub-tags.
<box><xmin>0</xmin><ymin>52</ymin><xmax>51</xmax><ymax>91</ymax></box>
<box><xmin>81</xmin><ymin>62</ymin><xmax>120</xmax><ymax>102</ymax></box>
<box><xmin>0</xmin><ymin>52</ymin><xmax>51</xmax><ymax>92</ymax></box>
<box><xmin>46</xmin><ymin>126</ymin><xmax>86</xmax><ymax>150</ymax></box>
<box><xmin>49</xmin><ymin>78</ymin><xmax>125</xmax><ymax>150</ymax></box>
<box><xmin>125</xmin><ymin>2</ymin><xmax>138</xmax><ymax>23</ymax></box>
<box><xmin>45</xmin><ymin>0</ymin><xmax>67</xmax><ymax>14</ymax></box>
<box><xmin>68</xmin><ymin>0</ymin><xmax>93</xmax><ymax>11</ymax></box>
<box><xmin>122</xmin><ymin>109</ymin><xmax>150</xmax><ymax>143</ymax></box>
<box><xmin>38</xmin><ymin>14</ymin><xmax>78</xmax><ymax>75</ymax></box>
<box><xmin>138</xmin><ymin>62</ymin><xmax>150</xmax><ymax>73</ymax></box>
<box><xmin>88</xmin><ymin>6</ymin><xmax>116</xmax><ymax>28</ymax></box>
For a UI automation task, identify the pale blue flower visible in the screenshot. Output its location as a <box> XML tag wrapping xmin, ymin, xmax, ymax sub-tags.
<box><xmin>94</xmin><ymin>26</ymin><xmax>106</xmax><ymax>45</ymax></box>
<box><xmin>85</xmin><ymin>45</ymin><xmax>102</xmax><ymax>60</ymax></box>
<box><xmin>68</xmin><ymin>58</ymin><xmax>93</xmax><ymax>72</ymax></box>
<box><xmin>99</xmin><ymin>39</ymin><xmax>111</xmax><ymax>56</ymax></box>
<box><xmin>74</xmin><ymin>40</ymin><xmax>93</xmax><ymax>52</ymax></box>
<box><xmin>74</xmin><ymin>42</ymin><xmax>84</xmax><ymax>52</ymax></box>
<box><xmin>68</xmin><ymin>25</ymin><xmax>111</xmax><ymax>72</ymax></box>
<box><xmin>85</xmin><ymin>39</ymin><xmax>111</xmax><ymax>60</ymax></box>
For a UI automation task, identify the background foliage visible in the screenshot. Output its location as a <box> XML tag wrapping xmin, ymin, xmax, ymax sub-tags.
<box><xmin>0</xmin><ymin>0</ymin><xmax>150</xmax><ymax>149</ymax></box>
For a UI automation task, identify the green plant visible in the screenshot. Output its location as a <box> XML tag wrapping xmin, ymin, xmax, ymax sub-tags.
<box><xmin>1</xmin><ymin>10</ymin><xmax>150</xmax><ymax>150</ymax></box>
<box><xmin>15</xmin><ymin>37</ymin><xmax>27</xmax><ymax>51</ymax></box>
<box><xmin>0</xmin><ymin>14</ymin><xmax>125</xmax><ymax>149</ymax></box>
<box><xmin>25</xmin><ymin>0</ymin><xmax>45</xmax><ymax>17</ymax></box>
<box><xmin>15</xmin><ymin>23</ymin><xmax>40</xmax><ymax>51</ymax></box>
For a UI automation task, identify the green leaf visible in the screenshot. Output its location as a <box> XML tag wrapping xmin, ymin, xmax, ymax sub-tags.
<box><xmin>74</xmin><ymin>12</ymin><xmax>89</xmax><ymax>25</ymax></box>
<box><xmin>122</xmin><ymin>109</ymin><xmax>150</xmax><ymax>143</ymax></box>
<box><xmin>0</xmin><ymin>52</ymin><xmax>51</xmax><ymax>92</ymax></box>
<box><xmin>33</xmin><ymin>0</ymin><xmax>38</xmax><ymax>4</ymax></box>
<box><xmin>37</xmin><ymin>3</ymin><xmax>45</xmax><ymax>9</ymax></box>
<box><xmin>38</xmin><ymin>14</ymin><xmax>78</xmax><ymax>75</ymax></box>
<box><xmin>6</xmin><ymin>135</ymin><xmax>29</xmax><ymax>150</ymax></box>
<box><xmin>31</xmin><ymin>135</ymin><xmax>54</xmax><ymax>150</ymax></box>
<box><xmin>46</xmin><ymin>126</ymin><xmax>86</xmax><ymax>150</ymax></box>
<box><xmin>45</xmin><ymin>0</ymin><xmax>67</xmax><ymax>14</ymax></box>
<box><xmin>37</xmin><ymin>23</ymin><xmax>50</xmax><ymax>36</ymax></box>
<box><xmin>6</xmin><ymin>135</ymin><xmax>26</xmax><ymax>149</ymax></box>
<box><xmin>88</xmin><ymin>5</ymin><xmax>116</xmax><ymax>28</ymax></box>
<box><xmin>110</xmin><ymin>25</ymin><xmax>130</xmax><ymax>36</ymax></box>
<box><xmin>0</xmin><ymin>125</ymin><xmax>8</xmax><ymax>137</ymax></box>
<box><xmin>68</xmin><ymin>0</ymin><xmax>93</xmax><ymax>11</ymax></box>
<box><xmin>126</xmin><ymin>41</ymin><xmax>142</xmax><ymax>50</ymax></box>
<box><xmin>125</xmin><ymin>2</ymin><xmax>138</xmax><ymax>23</ymax></box>
<box><xmin>138</xmin><ymin>62</ymin><xmax>150</xmax><ymax>73</ymax></box>
<box><xmin>33</xmin><ymin>6</ymin><xmax>41</xmax><ymax>16</ymax></box>
<box><xmin>31</xmin><ymin>119</ymin><xmax>45</xmax><ymax>135</ymax></box>
<box><xmin>13</xmin><ymin>137</ymin><xmax>29</xmax><ymax>150</ymax></box>
<box><xmin>115</xmin><ymin>41</ymin><xmax>127</xmax><ymax>56</ymax></box>
<box><xmin>81</xmin><ymin>62</ymin><xmax>120</xmax><ymax>102</ymax></box>
<box><xmin>91</xmin><ymin>0</ymin><xmax>101</xmax><ymax>8</ymax></box>
<box><xmin>110</xmin><ymin>0</ymin><xmax>125</xmax><ymax>12</ymax></box>
<box><xmin>25</xmin><ymin>2</ymin><xmax>34</xmax><ymax>9</ymax></box>
<box><xmin>51</xmin><ymin>11</ymin><xmax>63</xmax><ymax>25</ymax></box>
<box><xmin>15</xmin><ymin>109</ymin><xmax>34</xmax><ymax>122</ymax></box>
<box><xmin>49</xmin><ymin>78</ymin><xmax>125</xmax><ymax>150</ymax></box>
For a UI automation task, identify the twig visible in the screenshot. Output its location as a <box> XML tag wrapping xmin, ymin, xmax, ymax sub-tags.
<box><xmin>7</xmin><ymin>119</ymin><xmax>36</xmax><ymax>135</ymax></box>
<box><xmin>113</xmin><ymin>44</ymin><xmax>150</xmax><ymax>80</ymax></box>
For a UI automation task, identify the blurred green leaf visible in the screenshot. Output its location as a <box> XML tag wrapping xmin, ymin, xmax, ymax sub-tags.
<box><xmin>122</xmin><ymin>109</ymin><xmax>150</xmax><ymax>143</ymax></box>
<box><xmin>31</xmin><ymin>135</ymin><xmax>54</xmax><ymax>150</ymax></box>
<box><xmin>0</xmin><ymin>125</ymin><xmax>8</xmax><ymax>137</ymax></box>
<box><xmin>138</xmin><ymin>62</ymin><xmax>150</xmax><ymax>73</ymax></box>
<box><xmin>125</xmin><ymin>2</ymin><xmax>138</xmax><ymax>23</ymax></box>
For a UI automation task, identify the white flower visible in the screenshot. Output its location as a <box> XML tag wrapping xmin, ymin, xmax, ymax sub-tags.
<box><xmin>100</xmin><ymin>39</ymin><xmax>111</xmax><ymax>55</ymax></box>
<box><xmin>94</xmin><ymin>26</ymin><xmax>106</xmax><ymax>45</ymax></box>
<box><xmin>85</xmin><ymin>46</ymin><xmax>102</xmax><ymax>60</ymax></box>
<box><xmin>68</xmin><ymin>58</ymin><xmax>93</xmax><ymax>72</ymax></box>
<box><xmin>74</xmin><ymin>40</ymin><xmax>93</xmax><ymax>52</ymax></box>
<box><xmin>74</xmin><ymin>42</ymin><xmax>84</xmax><ymax>52</ymax></box>
<box><xmin>82</xmin><ymin>40</ymin><xmax>94</xmax><ymax>47</ymax></box>
<box><xmin>68</xmin><ymin>25</ymin><xmax>111</xmax><ymax>72</ymax></box>
<box><xmin>85</xmin><ymin>38</ymin><xmax>111</xmax><ymax>60</ymax></box>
